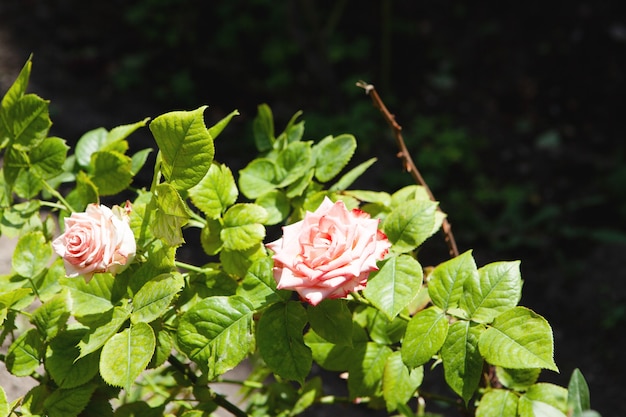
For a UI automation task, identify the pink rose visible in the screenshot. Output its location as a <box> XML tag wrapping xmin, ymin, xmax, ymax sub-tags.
<box><xmin>52</xmin><ymin>202</ymin><xmax>136</xmax><ymax>281</ymax></box>
<box><xmin>267</xmin><ymin>197</ymin><xmax>391</xmax><ymax>306</ymax></box>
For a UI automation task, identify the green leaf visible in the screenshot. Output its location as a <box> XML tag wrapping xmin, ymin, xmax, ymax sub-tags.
<box><xmin>220</xmin><ymin>244</ymin><xmax>267</xmax><ymax>278</ymax></box>
<box><xmin>253</xmin><ymin>103</ymin><xmax>275</xmax><ymax>152</ymax></box>
<box><xmin>383</xmin><ymin>351</ymin><xmax>423</xmax><ymax>412</ymax></box>
<box><xmin>14</xmin><ymin>166</ymin><xmax>43</xmax><ymax>199</ymax></box>
<box><xmin>238</xmin><ymin>158</ymin><xmax>278</xmax><ymax>199</ymax></box>
<box><xmin>149</xmin><ymin>106</ymin><xmax>214</xmax><ymax>191</ymax></box>
<box><xmin>31</xmin><ymin>290</ymin><xmax>71</xmax><ymax>341</ymax></box>
<box><xmin>383</xmin><ymin>199</ymin><xmax>438</xmax><ymax>253</ymax></box>
<box><xmin>131</xmin><ymin>272</ymin><xmax>184</xmax><ymax>324</ymax></box>
<box><xmin>567</xmin><ymin>368</ymin><xmax>590</xmax><ymax>416</ymax></box>
<box><xmin>401</xmin><ymin>306</ymin><xmax>449</xmax><ymax>368</ymax></box>
<box><xmin>329</xmin><ymin>157</ymin><xmax>377</xmax><ymax>192</ymax></box>
<box><xmin>107</xmin><ymin>118</ymin><xmax>149</xmax><ymax>143</ymax></box>
<box><xmin>177</xmin><ymin>296</ymin><xmax>254</xmax><ymax>378</ymax></box>
<box><xmin>307</xmin><ymin>299</ymin><xmax>353</xmax><ymax>346</ymax></box>
<box><xmin>0</xmin><ymin>386</ymin><xmax>8</xmax><ymax>417</ymax></box>
<box><xmin>65</xmin><ymin>171</ymin><xmax>98</xmax><ymax>212</ymax></box>
<box><xmin>304</xmin><ymin>324</ymin><xmax>368</xmax><ymax>372</ymax></box>
<box><xmin>236</xmin><ymin>256</ymin><xmax>287</xmax><ymax>310</ymax></box>
<box><xmin>9</xmin><ymin>94</ymin><xmax>51</xmax><ymax>150</ymax></box>
<box><xmin>285</xmin><ymin>168</ymin><xmax>314</xmax><ymax>199</ymax></box>
<box><xmin>276</xmin><ymin>141</ymin><xmax>313</xmax><ymax>187</ymax></box>
<box><xmin>153</xmin><ymin>183</ymin><xmax>191</xmax><ymax>246</ymax></box>
<box><xmin>314</xmin><ymin>134</ymin><xmax>357</xmax><ymax>182</ymax></box>
<box><xmin>429</xmin><ymin>250</ymin><xmax>477</xmax><ymax>312</ymax></box>
<box><xmin>200</xmin><ymin>218</ymin><xmax>224</xmax><ymax>255</ymax></box>
<box><xmin>391</xmin><ymin>185</ymin><xmax>432</xmax><ymax>206</ymax></box>
<box><xmin>363</xmin><ymin>255</ymin><xmax>423</xmax><ymax>320</ymax></box>
<box><xmin>475</xmin><ymin>389</ymin><xmax>519</xmax><ymax>417</ymax></box>
<box><xmin>62</xmin><ymin>273</ymin><xmax>116</xmax><ymax>317</ymax></box>
<box><xmin>221</xmin><ymin>203</ymin><xmax>267</xmax><ymax>250</ymax></box>
<box><xmin>208</xmin><ymin>109</ymin><xmax>239</xmax><ymax>139</ymax></box>
<box><xmin>292</xmin><ymin>377</ymin><xmax>322</xmax><ymax>416</ymax></box>
<box><xmin>348</xmin><ymin>342</ymin><xmax>393</xmax><ymax>399</ymax></box>
<box><xmin>0</xmin><ymin>58</ymin><xmax>31</xmax><ymax>147</ymax></box>
<box><xmin>75</xmin><ymin>127</ymin><xmax>108</xmax><ymax>168</ymax></box>
<box><xmin>130</xmin><ymin>148</ymin><xmax>153</xmax><ymax>175</ymax></box>
<box><xmin>12</xmin><ymin>230</ymin><xmax>51</xmax><ymax>278</ymax></box>
<box><xmin>479</xmin><ymin>307</ymin><xmax>558</xmax><ymax>371</ymax></box>
<box><xmin>89</xmin><ymin>150</ymin><xmax>133</xmax><ymax>196</ymax></box>
<box><xmin>43</xmin><ymin>384</ymin><xmax>97</xmax><ymax>417</ymax></box>
<box><xmin>45</xmin><ymin>328</ymin><xmax>99</xmax><ymax>389</ymax></box>
<box><xmin>29</xmin><ymin>137</ymin><xmax>69</xmax><ymax>179</ymax></box>
<box><xmin>189</xmin><ymin>163</ymin><xmax>238</xmax><ymax>219</ymax></box>
<box><xmin>441</xmin><ymin>321</ymin><xmax>484</xmax><ymax>404</ymax></box>
<box><xmin>255</xmin><ymin>189</ymin><xmax>290</xmax><ymax>225</ymax></box>
<box><xmin>77</xmin><ymin>304</ymin><xmax>132</xmax><ymax>359</ymax></box>
<box><xmin>258</xmin><ymin>301</ymin><xmax>311</xmax><ymax>383</ymax></box>
<box><xmin>5</xmin><ymin>328</ymin><xmax>43</xmax><ymax>376</ymax></box>
<box><xmin>100</xmin><ymin>322</ymin><xmax>156</xmax><ymax>389</ymax></box>
<box><xmin>519</xmin><ymin>383</ymin><xmax>568</xmax><ymax>417</ymax></box>
<box><xmin>496</xmin><ymin>367</ymin><xmax>541</xmax><ymax>391</ymax></box>
<box><xmin>461</xmin><ymin>261</ymin><xmax>522</xmax><ymax>323</ymax></box>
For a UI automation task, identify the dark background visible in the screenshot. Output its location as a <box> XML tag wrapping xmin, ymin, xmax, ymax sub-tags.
<box><xmin>1</xmin><ymin>1</ymin><xmax>625</xmax><ymax>416</ymax></box>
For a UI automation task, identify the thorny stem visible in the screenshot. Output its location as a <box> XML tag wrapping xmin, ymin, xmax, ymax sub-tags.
<box><xmin>356</xmin><ymin>81</ymin><xmax>459</xmax><ymax>259</ymax></box>
<box><xmin>167</xmin><ymin>355</ymin><xmax>248</xmax><ymax>417</ymax></box>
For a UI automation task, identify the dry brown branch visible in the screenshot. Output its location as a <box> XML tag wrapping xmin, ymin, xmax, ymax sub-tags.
<box><xmin>357</xmin><ymin>80</ymin><xmax>460</xmax><ymax>259</ymax></box>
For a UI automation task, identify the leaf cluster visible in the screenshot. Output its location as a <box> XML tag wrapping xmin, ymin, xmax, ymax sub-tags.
<box><xmin>0</xmin><ymin>58</ymin><xmax>601</xmax><ymax>417</ymax></box>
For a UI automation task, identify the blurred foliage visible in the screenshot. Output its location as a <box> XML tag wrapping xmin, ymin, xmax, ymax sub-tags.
<box><xmin>1</xmin><ymin>0</ymin><xmax>625</xmax><ymax>261</ymax></box>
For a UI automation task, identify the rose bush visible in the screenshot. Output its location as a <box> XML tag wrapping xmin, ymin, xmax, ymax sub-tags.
<box><xmin>0</xmin><ymin>58</ymin><xmax>601</xmax><ymax>417</ymax></box>
<box><xmin>51</xmin><ymin>202</ymin><xmax>135</xmax><ymax>281</ymax></box>
<box><xmin>267</xmin><ymin>197</ymin><xmax>390</xmax><ymax>305</ymax></box>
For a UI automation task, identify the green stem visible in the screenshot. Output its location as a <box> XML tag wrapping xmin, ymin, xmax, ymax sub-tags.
<box><xmin>215</xmin><ymin>378</ymin><xmax>264</xmax><ymax>389</ymax></box>
<box><xmin>41</xmin><ymin>180</ymin><xmax>75</xmax><ymax>212</ymax></box>
<box><xmin>167</xmin><ymin>355</ymin><xmax>248</xmax><ymax>417</ymax></box>
<box><xmin>151</xmin><ymin>151</ymin><xmax>163</xmax><ymax>192</ymax></box>
<box><xmin>175</xmin><ymin>261</ymin><xmax>213</xmax><ymax>274</ymax></box>
<box><xmin>39</xmin><ymin>200</ymin><xmax>70</xmax><ymax>211</ymax></box>
<box><xmin>350</xmin><ymin>291</ymin><xmax>412</xmax><ymax>322</ymax></box>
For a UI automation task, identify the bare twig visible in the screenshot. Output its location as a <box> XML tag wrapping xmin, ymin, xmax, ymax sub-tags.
<box><xmin>357</xmin><ymin>81</ymin><xmax>459</xmax><ymax>258</ymax></box>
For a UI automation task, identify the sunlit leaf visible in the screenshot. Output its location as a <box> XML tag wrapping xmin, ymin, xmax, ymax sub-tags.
<box><xmin>383</xmin><ymin>199</ymin><xmax>438</xmax><ymax>253</ymax></box>
<box><xmin>429</xmin><ymin>250</ymin><xmax>477</xmax><ymax>312</ymax></box>
<box><xmin>314</xmin><ymin>134</ymin><xmax>356</xmax><ymax>182</ymax></box>
<box><xmin>189</xmin><ymin>162</ymin><xmax>238</xmax><ymax>219</ymax></box>
<box><xmin>518</xmin><ymin>383</ymin><xmax>568</xmax><ymax>417</ymax></box>
<box><xmin>131</xmin><ymin>272</ymin><xmax>184</xmax><ymax>324</ymax></box>
<box><xmin>177</xmin><ymin>296</ymin><xmax>254</xmax><ymax>378</ymax></box>
<box><xmin>221</xmin><ymin>203</ymin><xmax>267</xmax><ymax>250</ymax></box>
<box><xmin>383</xmin><ymin>351</ymin><xmax>423</xmax><ymax>412</ymax></box>
<box><xmin>149</xmin><ymin>106</ymin><xmax>214</xmax><ymax>191</ymax></box>
<box><xmin>363</xmin><ymin>254</ymin><xmax>423</xmax><ymax>320</ymax></box>
<box><xmin>567</xmin><ymin>368</ymin><xmax>591</xmax><ymax>416</ymax></box>
<box><xmin>461</xmin><ymin>261</ymin><xmax>522</xmax><ymax>323</ymax></box>
<box><xmin>5</xmin><ymin>328</ymin><xmax>43</xmax><ymax>376</ymax></box>
<box><xmin>479</xmin><ymin>307</ymin><xmax>558</xmax><ymax>371</ymax></box>
<box><xmin>401</xmin><ymin>306</ymin><xmax>449</xmax><ymax>368</ymax></box>
<box><xmin>441</xmin><ymin>320</ymin><xmax>484</xmax><ymax>404</ymax></box>
<box><xmin>12</xmin><ymin>230</ymin><xmax>51</xmax><ymax>278</ymax></box>
<box><xmin>476</xmin><ymin>389</ymin><xmax>519</xmax><ymax>417</ymax></box>
<box><xmin>100</xmin><ymin>322</ymin><xmax>156</xmax><ymax>389</ymax></box>
<box><xmin>45</xmin><ymin>328</ymin><xmax>99</xmax><ymax>389</ymax></box>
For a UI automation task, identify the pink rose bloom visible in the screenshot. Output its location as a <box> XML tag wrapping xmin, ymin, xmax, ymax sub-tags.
<box><xmin>267</xmin><ymin>197</ymin><xmax>391</xmax><ymax>306</ymax></box>
<box><xmin>52</xmin><ymin>202</ymin><xmax>136</xmax><ymax>281</ymax></box>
